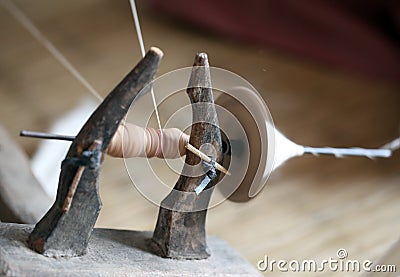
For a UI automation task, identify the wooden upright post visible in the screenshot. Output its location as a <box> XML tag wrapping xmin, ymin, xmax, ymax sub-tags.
<box><xmin>28</xmin><ymin>48</ymin><xmax>163</xmax><ymax>257</ymax></box>
<box><xmin>153</xmin><ymin>53</ymin><xmax>223</xmax><ymax>259</ymax></box>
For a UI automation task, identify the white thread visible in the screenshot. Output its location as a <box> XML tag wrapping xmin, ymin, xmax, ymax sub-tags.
<box><xmin>1</xmin><ymin>0</ymin><xmax>103</xmax><ymax>102</ymax></box>
<box><xmin>303</xmin><ymin>146</ymin><xmax>391</xmax><ymax>159</ymax></box>
<box><xmin>270</xmin><ymin>124</ymin><xmax>304</xmax><ymax>170</ymax></box>
<box><xmin>129</xmin><ymin>0</ymin><xmax>163</xmax><ymax>132</ymax></box>
<box><xmin>381</xmin><ymin>137</ymin><xmax>400</xmax><ymax>152</ymax></box>
<box><xmin>272</xmin><ymin>124</ymin><xmax>392</xmax><ymax>171</ymax></box>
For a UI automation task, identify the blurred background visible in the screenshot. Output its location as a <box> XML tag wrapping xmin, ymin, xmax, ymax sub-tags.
<box><xmin>0</xmin><ymin>0</ymin><xmax>399</xmax><ymax>275</ymax></box>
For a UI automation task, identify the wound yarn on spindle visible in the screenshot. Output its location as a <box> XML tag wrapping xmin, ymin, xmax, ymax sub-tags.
<box><xmin>107</xmin><ymin>123</ymin><xmax>189</xmax><ymax>159</ymax></box>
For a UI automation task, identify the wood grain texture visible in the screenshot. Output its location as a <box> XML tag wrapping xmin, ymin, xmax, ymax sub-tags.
<box><xmin>362</xmin><ymin>236</ymin><xmax>400</xmax><ymax>276</ymax></box>
<box><xmin>153</xmin><ymin>53</ymin><xmax>223</xmax><ymax>259</ymax></box>
<box><xmin>28</xmin><ymin>48</ymin><xmax>163</xmax><ymax>257</ymax></box>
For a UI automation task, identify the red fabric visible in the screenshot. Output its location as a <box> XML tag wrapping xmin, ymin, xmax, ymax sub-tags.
<box><xmin>151</xmin><ymin>0</ymin><xmax>400</xmax><ymax>83</ymax></box>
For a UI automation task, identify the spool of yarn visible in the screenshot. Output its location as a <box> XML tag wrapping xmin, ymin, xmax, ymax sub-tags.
<box><xmin>106</xmin><ymin>123</ymin><xmax>189</xmax><ymax>159</ymax></box>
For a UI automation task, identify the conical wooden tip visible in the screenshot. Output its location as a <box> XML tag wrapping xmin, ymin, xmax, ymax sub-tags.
<box><xmin>193</xmin><ymin>52</ymin><xmax>209</xmax><ymax>66</ymax></box>
<box><xmin>149</xmin><ymin>47</ymin><xmax>164</xmax><ymax>58</ymax></box>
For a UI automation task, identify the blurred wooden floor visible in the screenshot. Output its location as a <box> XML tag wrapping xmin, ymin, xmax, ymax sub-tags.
<box><xmin>1</xmin><ymin>1</ymin><xmax>399</xmax><ymax>276</ymax></box>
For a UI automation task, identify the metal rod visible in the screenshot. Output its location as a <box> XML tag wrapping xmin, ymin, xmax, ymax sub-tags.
<box><xmin>19</xmin><ymin>130</ymin><xmax>233</xmax><ymax>176</ymax></box>
<box><xmin>20</xmin><ymin>130</ymin><xmax>75</xmax><ymax>141</ymax></box>
<box><xmin>303</xmin><ymin>146</ymin><xmax>391</xmax><ymax>158</ymax></box>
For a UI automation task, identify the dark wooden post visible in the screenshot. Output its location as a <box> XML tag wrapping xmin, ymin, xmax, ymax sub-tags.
<box><xmin>28</xmin><ymin>48</ymin><xmax>163</xmax><ymax>257</ymax></box>
<box><xmin>153</xmin><ymin>53</ymin><xmax>223</xmax><ymax>259</ymax></box>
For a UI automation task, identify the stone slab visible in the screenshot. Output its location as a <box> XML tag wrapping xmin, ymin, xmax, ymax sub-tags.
<box><xmin>0</xmin><ymin>223</ymin><xmax>261</xmax><ymax>276</ymax></box>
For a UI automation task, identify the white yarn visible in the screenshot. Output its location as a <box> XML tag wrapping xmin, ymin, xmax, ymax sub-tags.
<box><xmin>128</xmin><ymin>0</ymin><xmax>163</xmax><ymax>132</ymax></box>
<box><xmin>381</xmin><ymin>137</ymin><xmax>400</xmax><ymax>152</ymax></box>
<box><xmin>269</xmin><ymin>124</ymin><xmax>304</xmax><ymax>170</ymax></box>
<box><xmin>268</xmin><ymin>123</ymin><xmax>394</xmax><ymax>172</ymax></box>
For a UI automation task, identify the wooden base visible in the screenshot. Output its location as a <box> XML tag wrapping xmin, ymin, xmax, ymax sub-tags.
<box><xmin>0</xmin><ymin>223</ymin><xmax>260</xmax><ymax>276</ymax></box>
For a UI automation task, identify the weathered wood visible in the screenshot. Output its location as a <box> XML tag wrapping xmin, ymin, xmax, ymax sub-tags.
<box><xmin>0</xmin><ymin>125</ymin><xmax>52</xmax><ymax>224</ymax></box>
<box><xmin>0</xmin><ymin>223</ymin><xmax>261</xmax><ymax>276</ymax></box>
<box><xmin>28</xmin><ymin>48</ymin><xmax>163</xmax><ymax>257</ymax></box>
<box><xmin>153</xmin><ymin>53</ymin><xmax>223</xmax><ymax>259</ymax></box>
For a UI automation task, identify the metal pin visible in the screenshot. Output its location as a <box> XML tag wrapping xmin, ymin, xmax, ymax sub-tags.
<box><xmin>20</xmin><ymin>130</ymin><xmax>75</xmax><ymax>141</ymax></box>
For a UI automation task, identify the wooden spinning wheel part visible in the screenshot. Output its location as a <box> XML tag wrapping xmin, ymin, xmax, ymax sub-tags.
<box><xmin>216</xmin><ymin>87</ymin><xmax>273</xmax><ymax>202</ymax></box>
